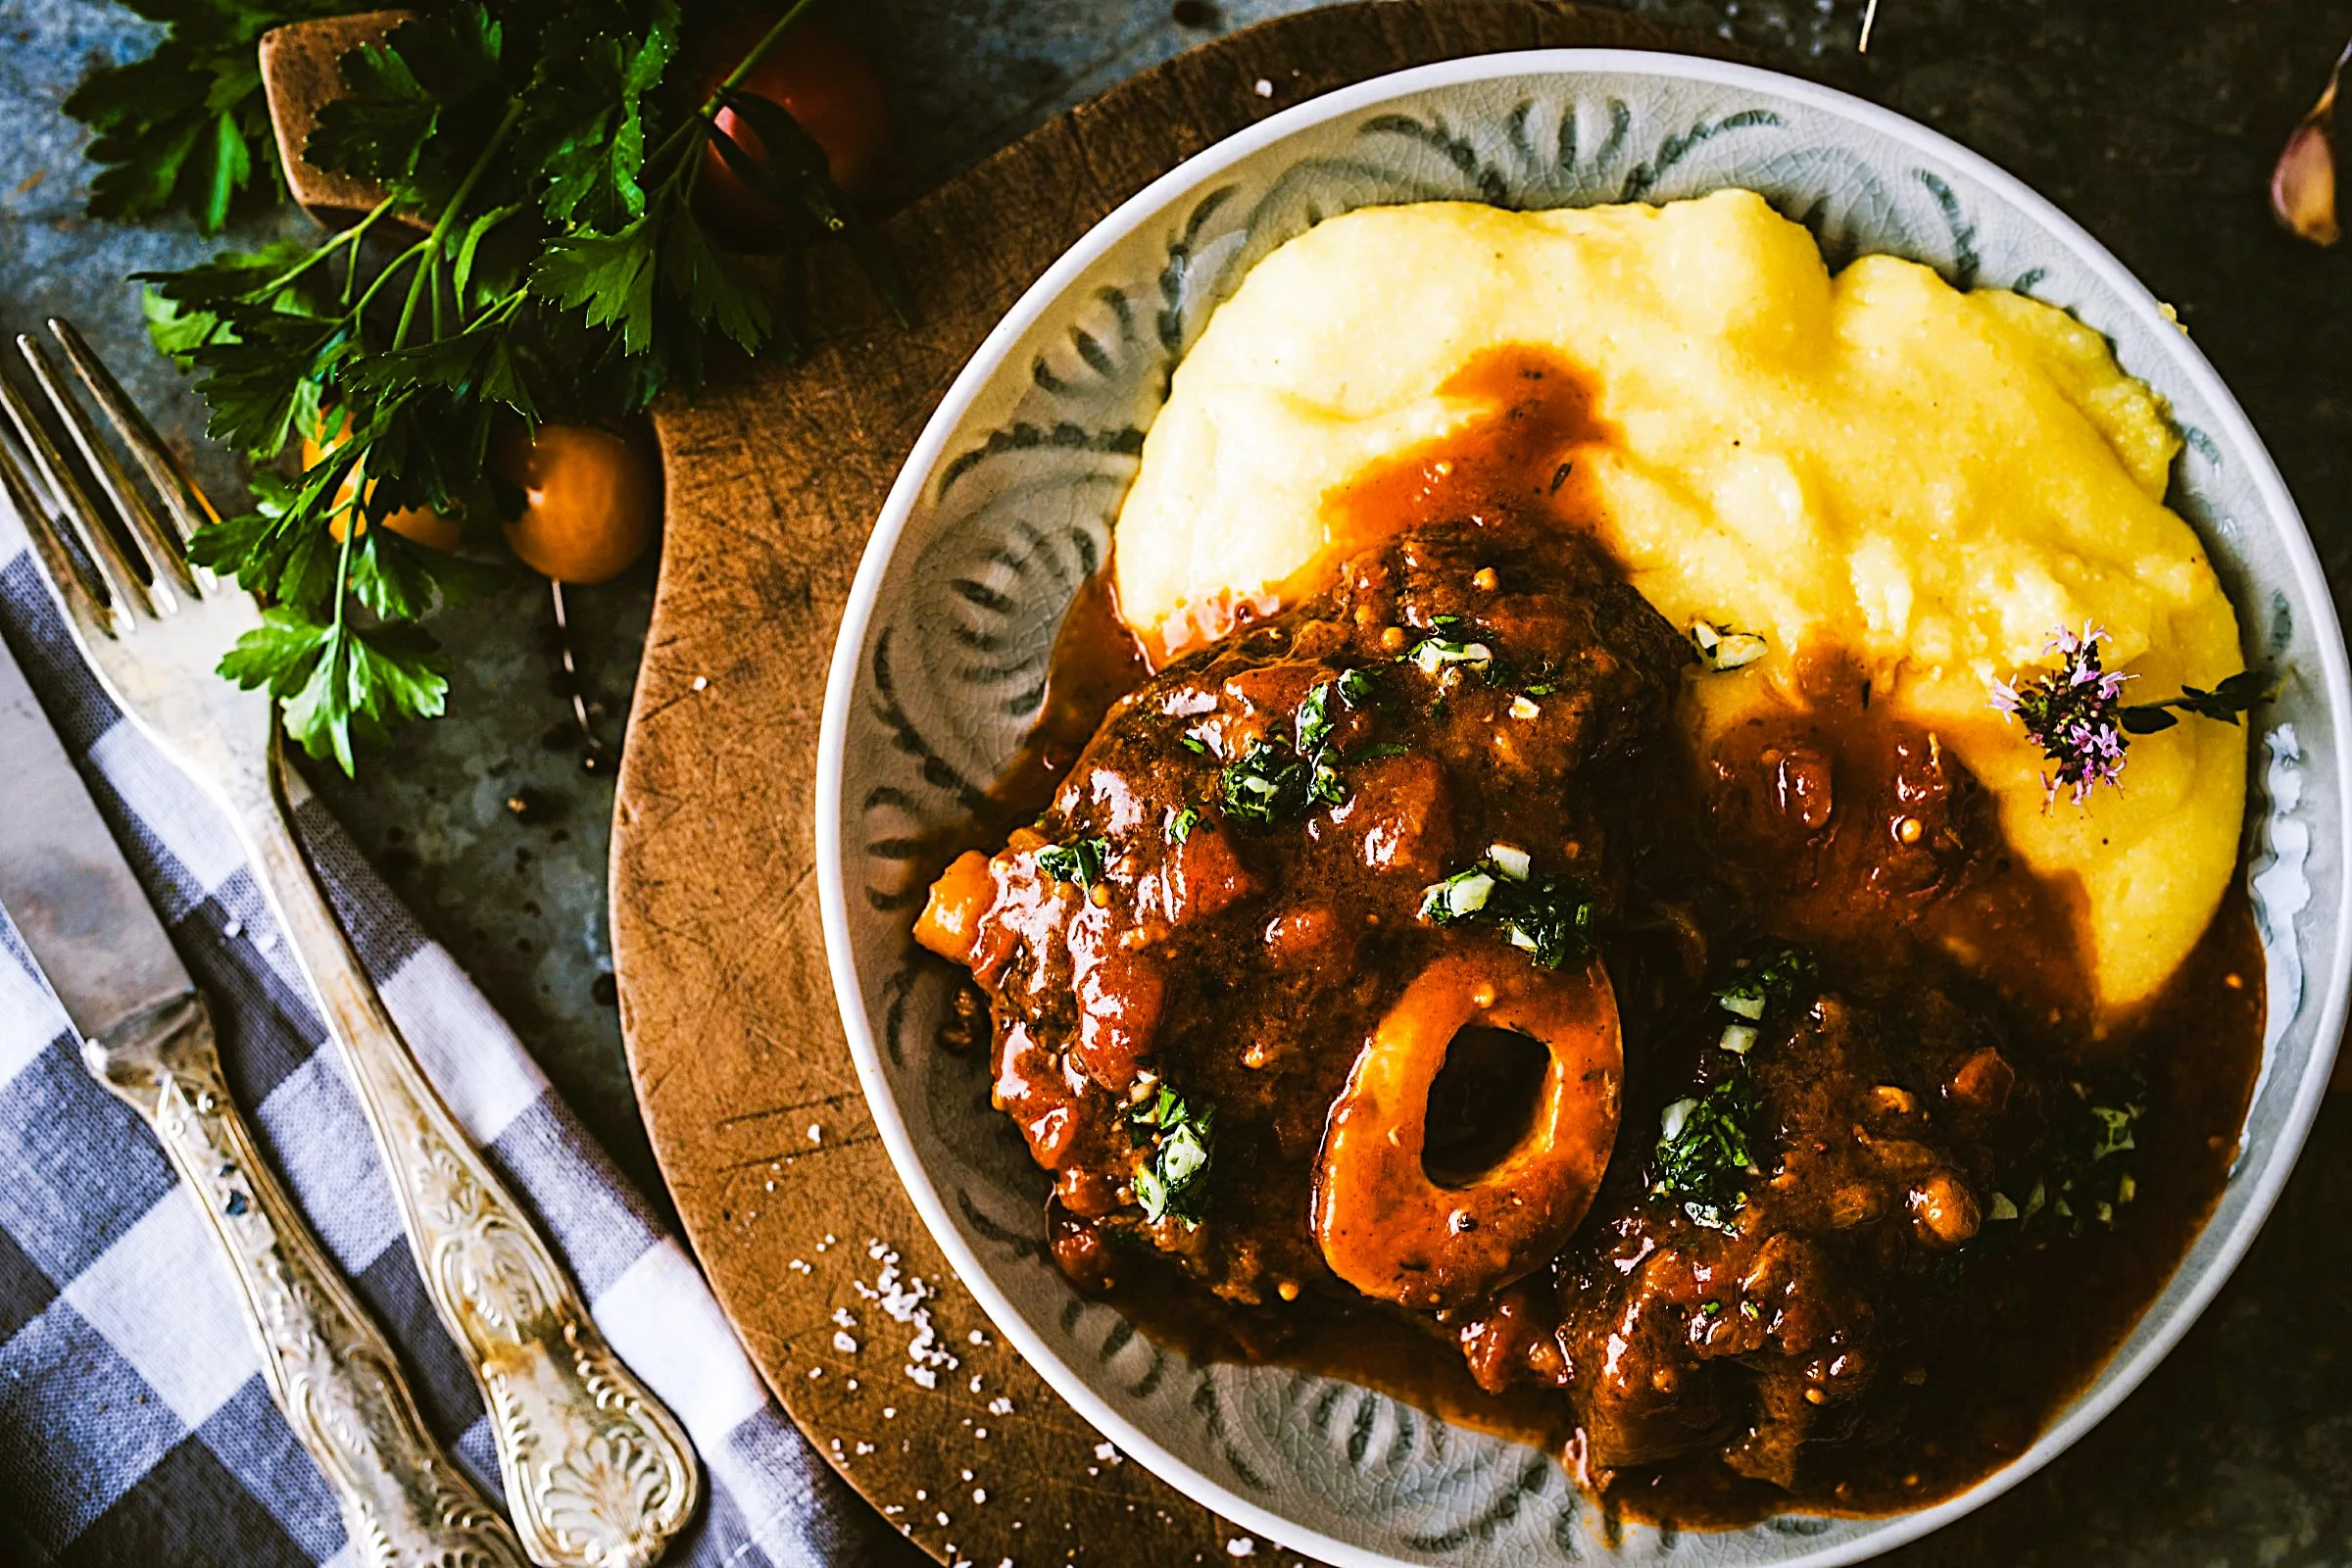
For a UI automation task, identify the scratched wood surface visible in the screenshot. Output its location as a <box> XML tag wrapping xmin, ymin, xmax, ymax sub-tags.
<box><xmin>612</xmin><ymin>6</ymin><xmax>1738</xmax><ymax>1562</ymax></box>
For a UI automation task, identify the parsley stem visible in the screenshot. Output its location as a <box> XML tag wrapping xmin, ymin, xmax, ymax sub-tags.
<box><xmin>645</xmin><ymin>0</ymin><xmax>822</xmax><ymax>176</ymax></box>
<box><xmin>394</xmin><ymin>99</ymin><xmax>525</xmax><ymax>350</ymax></box>
<box><xmin>351</xmin><ymin>237</ymin><xmax>431</xmax><ymax>324</ymax></box>
<box><xmin>328</xmin><ymin>490</ymin><xmax>357</xmax><ymax>640</ymax></box>
<box><xmin>254</xmin><ymin>197</ymin><xmax>393</xmax><ymax>305</ymax></box>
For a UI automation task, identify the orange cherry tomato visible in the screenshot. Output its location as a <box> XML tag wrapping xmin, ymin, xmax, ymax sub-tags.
<box><xmin>494</xmin><ymin>423</ymin><xmax>660</xmax><ymax>585</ymax></box>
<box><xmin>695</xmin><ymin>13</ymin><xmax>890</xmax><ymax>250</ymax></box>
<box><xmin>307</xmin><ymin>416</ymin><xmax>464</xmax><ymax>555</ymax></box>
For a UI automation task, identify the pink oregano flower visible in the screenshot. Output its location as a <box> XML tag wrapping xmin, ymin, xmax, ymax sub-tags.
<box><xmin>1991</xmin><ymin>627</ymin><xmax>2273</xmax><ymax>810</ymax></box>
<box><xmin>1988</xmin><ymin>624</ymin><xmax>2134</xmax><ymax>808</ymax></box>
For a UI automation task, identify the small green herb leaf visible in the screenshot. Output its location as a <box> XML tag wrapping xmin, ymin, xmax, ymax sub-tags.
<box><xmin>2120</xmin><ymin>667</ymin><xmax>2275</xmax><ymax>734</ymax></box>
<box><xmin>1419</xmin><ymin>857</ymin><xmax>1595</xmax><ymax>968</ymax></box>
<box><xmin>1714</xmin><ymin>947</ymin><xmax>1815</xmax><ymax>1022</ymax></box>
<box><xmin>1402</xmin><ymin>614</ymin><xmax>1494</xmax><ymax>677</ymax></box>
<box><xmin>1035</xmin><ymin>835</ymin><xmax>1111</xmax><ymax>889</ymax></box>
<box><xmin>1652</xmin><ymin>1077</ymin><xmax>1759</xmax><ymax>1231</ymax></box>
<box><xmin>1294</xmin><ymin>680</ymin><xmax>1340</xmax><ymax>755</ymax></box>
<box><xmin>1128</xmin><ymin>1087</ymin><xmax>1216</xmax><ymax>1225</ymax></box>
<box><xmin>2024</xmin><ymin>1085</ymin><xmax>2145</xmax><ymax>1237</ymax></box>
<box><xmin>1221</xmin><ymin>738</ymin><xmax>1308</xmax><ymax>826</ymax></box>
<box><xmin>532</xmin><ymin>218</ymin><xmax>660</xmax><ymax>356</ymax></box>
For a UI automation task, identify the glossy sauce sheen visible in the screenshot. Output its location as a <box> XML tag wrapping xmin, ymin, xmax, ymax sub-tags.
<box><xmin>929</xmin><ymin>346</ymin><xmax>2266</xmax><ymax>1527</ymax></box>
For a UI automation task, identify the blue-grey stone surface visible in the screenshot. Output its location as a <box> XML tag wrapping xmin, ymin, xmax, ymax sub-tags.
<box><xmin>0</xmin><ymin>1</ymin><xmax>2346</xmax><ymax>1562</ymax></box>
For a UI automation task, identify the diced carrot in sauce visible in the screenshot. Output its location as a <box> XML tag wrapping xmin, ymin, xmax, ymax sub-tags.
<box><xmin>913</xmin><ymin>849</ymin><xmax>997</xmax><ymax>964</ymax></box>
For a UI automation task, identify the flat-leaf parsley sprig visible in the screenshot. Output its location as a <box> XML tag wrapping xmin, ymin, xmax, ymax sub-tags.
<box><xmin>1989</xmin><ymin>623</ymin><xmax>2269</xmax><ymax>808</ymax></box>
<box><xmin>135</xmin><ymin>0</ymin><xmax>904</xmax><ymax>772</ymax></box>
<box><xmin>64</xmin><ymin>0</ymin><xmax>351</xmax><ymax>233</ymax></box>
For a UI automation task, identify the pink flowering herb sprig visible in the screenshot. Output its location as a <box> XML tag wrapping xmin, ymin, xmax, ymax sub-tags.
<box><xmin>1990</xmin><ymin>625</ymin><xmax>2272</xmax><ymax>808</ymax></box>
<box><xmin>1989</xmin><ymin>625</ymin><xmax>2135</xmax><ymax>805</ymax></box>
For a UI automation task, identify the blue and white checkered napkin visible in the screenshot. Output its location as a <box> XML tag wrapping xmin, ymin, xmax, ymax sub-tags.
<box><xmin>0</xmin><ymin>520</ymin><xmax>906</xmax><ymax>1566</ymax></box>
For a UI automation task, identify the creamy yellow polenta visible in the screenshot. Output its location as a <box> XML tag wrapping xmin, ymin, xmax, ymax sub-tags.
<box><xmin>1112</xmin><ymin>189</ymin><xmax>2245</xmax><ymax>1010</ymax></box>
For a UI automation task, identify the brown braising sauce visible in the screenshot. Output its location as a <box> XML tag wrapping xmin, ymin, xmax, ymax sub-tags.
<box><xmin>921</xmin><ymin>343</ymin><xmax>2267</xmax><ymax>1529</ymax></box>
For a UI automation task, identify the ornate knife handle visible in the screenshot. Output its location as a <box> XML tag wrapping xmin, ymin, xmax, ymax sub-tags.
<box><xmin>228</xmin><ymin>761</ymin><xmax>702</xmax><ymax>1568</ymax></box>
<box><xmin>88</xmin><ymin>995</ymin><xmax>530</xmax><ymax>1568</ymax></box>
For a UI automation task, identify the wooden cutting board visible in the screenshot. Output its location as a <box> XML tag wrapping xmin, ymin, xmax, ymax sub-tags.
<box><xmin>612</xmin><ymin>6</ymin><xmax>1744</xmax><ymax>1562</ymax></box>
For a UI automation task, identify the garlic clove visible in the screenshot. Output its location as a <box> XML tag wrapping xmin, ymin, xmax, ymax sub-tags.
<box><xmin>2273</xmin><ymin>38</ymin><xmax>2348</xmax><ymax>246</ymax></box>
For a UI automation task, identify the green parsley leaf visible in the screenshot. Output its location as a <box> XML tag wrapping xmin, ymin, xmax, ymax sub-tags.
<box><xmin>220</xmin><ymin>610</ymin><xmax>450</xmax><ymax>774</ymax></box>
<box><xmin>532</xmin><ymin>218</ymin><xmax>661</xmax><ymax>356</ymax></box>
<box><xmin>1035</xmin><ymin>835</ymin><xmax>1111</xmax><ymax>888</ymax></box>
<box><xmin>1164</xmin><ymin>807</ymin><xmax>1201</xmax><ymax>845</ymax></box>
<box><xmin>1294</xmin><ymin>680</ymin><xmax>1339</xmax><ymax>754</ymax></box>
<box><xmin>100</xmin><ymin>0</ymin><xmax>907</xmax><ymax>769</ymax></box>
<box><xmin>1128</xmin><ymin>1087</ymin><xmax>1216</xmax><ymax>1225</ymax></box>
<box><xmin>1220</xmin><ymin>738</ymin><xmax>1309</xmax><ymax>826</ymax></box>
<box><xmin>307</xmin><ymin>37</ymin><xmax>441</xmax><ymax>186</ymax></box>
<box><xmin>1652</xmin><ymin>1077</ymin><xmax>1759</xmax><ymax>1231</ymax></box>
<box><xmin>1419</xmin><ymin>856</ymin><xmax>1595</xmax><ymax>968</ymax></box>
<box><xmin>64</xmin><ymin>0</ymin><xmax>324</xmax><ymax>232</ymax></box>
<box><xmin>1714</xmin><ymin>947</ymin><xmax>1815</xmax><ymax>1021</ymax></box>
<box><xmin>1401</xmin><ymin>614</ymin><xmax>1494</xmax><ymax>677</ymax></box>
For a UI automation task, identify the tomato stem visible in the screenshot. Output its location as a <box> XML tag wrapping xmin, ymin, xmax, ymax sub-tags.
<box><xmin>647</xmin><ymin>0</ymin><xmax>823</xmax><ymax>179</ymax></box>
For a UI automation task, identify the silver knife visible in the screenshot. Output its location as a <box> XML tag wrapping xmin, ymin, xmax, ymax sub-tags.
<box><xmin>0</xmin><ymin>635</ymin><xmax>530</xmax><ymax>1568</ymax></box>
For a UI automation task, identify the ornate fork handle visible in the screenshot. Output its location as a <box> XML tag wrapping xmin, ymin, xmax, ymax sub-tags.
<box><xmin>89</xmin><ymin>996</ymin><xmax>529</xmax><ymax>1568</ymax></box>
<box><xmin>229</xmin><ymin>757</ymin><xmax>702</xmax><ymax>1568</ymax></box>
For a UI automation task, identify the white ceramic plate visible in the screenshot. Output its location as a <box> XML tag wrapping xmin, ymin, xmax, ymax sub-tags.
<box><xmin>816</xmin><ymin>51</ymin><xmax>2352</xmax><ymax>1567</ymax></box>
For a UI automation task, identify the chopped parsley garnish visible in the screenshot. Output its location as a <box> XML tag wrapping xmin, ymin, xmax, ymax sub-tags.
<box><xmin>1401</xmin><ymin>614</ymin><xmax>1495</xmax><ymax>678</ymax></box>
<box><xmin>1419</xmin><ymin>848</ymin><xmax>1595</xmax><ymax>969</ymax></box>
<box><xmin>1128</xmin><ymin>1086</ymin><xmax>1215</xmax><ymax>1225</ymax></box>
<box><xmin>1294</xmin><ymin>680</ymin><xmax>1340</xmax><ymax>754</ymax></box>
<box><xmin>1220</xmin><ymin>738</ymin><xmax>1309</xmax><ymax>825</ymax></box>
<box><xmin>1180</xmin><ymin>732</ymin><xmax>1209</xmax><ymax>755</ymax></box>
<box><xmin>2006</xmin><ymin>1082</ymin><xmax>2144</xmax><ymax>1236</ymax></box>
<box><xmin>1652</xmin><ymin>1076</ymin><xmax>1760</xmax><ymax>1232</ymax></box>
<box><xmin>1035</xmin><ymin>835</ymin><xmax>1110</xmax><ymax>889</ymax></box>
<box><xmin>2085</xmin><ymin>1102</ymin><xmax>2137</xmax><ymax>1160</ymax></box>
<box><xmin>1164</xmin><ymin>807</ymin><xmax>1201</xmax><ymax>844</ymax></box>
<box><xmin>1711</xmin><ymin>946</ymin><xmax>1814</xmax><ymax>1054</ymax></box>
<box><xmin>2060</xmin><ymin>1093</ymin><xmax>2142</xmax><ymax>1229</ymax></box>
<box><xmin>1215</xmin><ymin>669</ymin><xmax>1378</xmax><ymax>826</ymax></box>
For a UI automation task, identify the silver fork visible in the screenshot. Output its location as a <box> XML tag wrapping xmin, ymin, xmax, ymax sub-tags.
<box><xmin>3</xmin><ymin>318</ymin><xmax>701</xmax><ymax>1568</ymax></box>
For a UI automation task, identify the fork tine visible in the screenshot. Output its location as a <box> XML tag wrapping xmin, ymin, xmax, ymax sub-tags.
<box><xmin>18</xmin><ymin>334</ymin><xmax>200</xmax><ymax>602</ymax></box>
<box><xmin>0</xmin><ymin>369</ymin><xmax>163</xmax><ymax>621</ymax></box>
<box><xmin>0</xmin><ymin>416</ymin><xmax>122</xmax><ymax>640</ymax></box>
<box><xmin>48</xmin><ymin>319</ymin><xmax>220</xmax><ymax>553</ymax></box>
